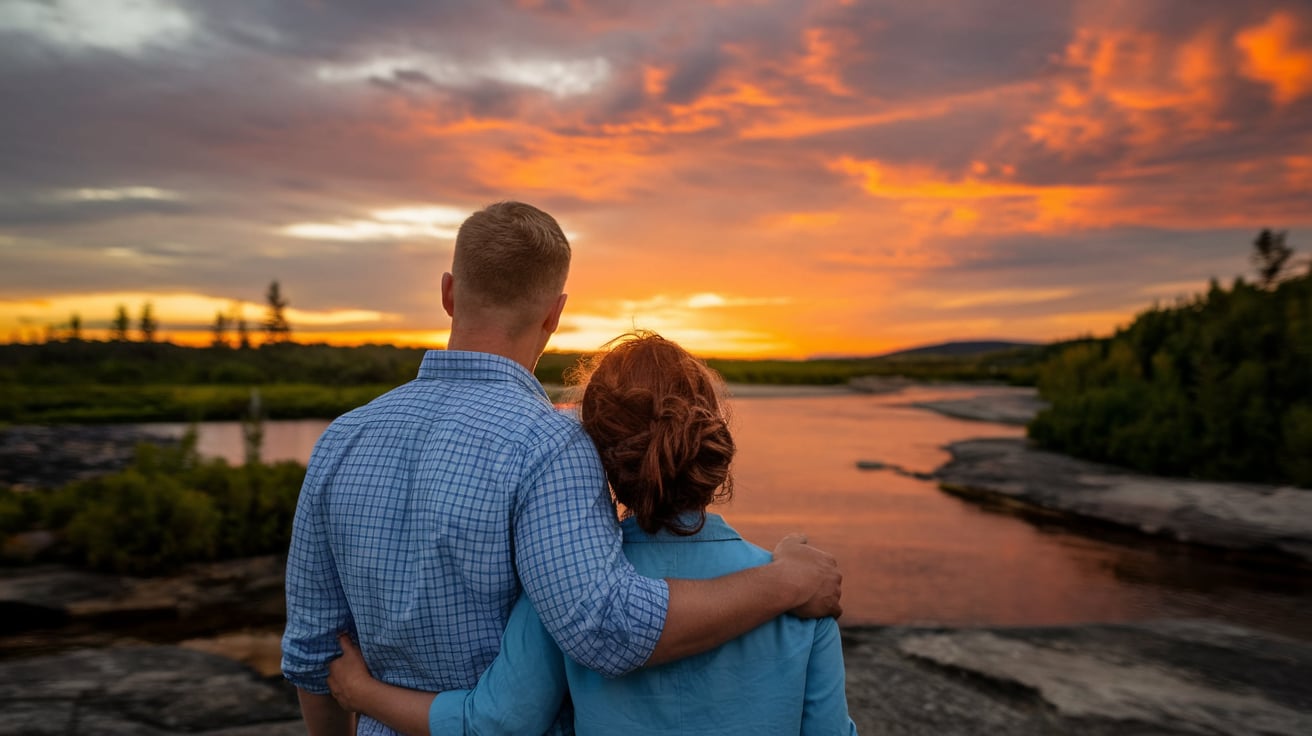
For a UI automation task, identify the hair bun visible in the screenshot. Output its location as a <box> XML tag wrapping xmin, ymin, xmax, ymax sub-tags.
<box><xmin>575</xmin><ymin>333</ymin><xmax>736</xmax><ymax>535</ymax></box>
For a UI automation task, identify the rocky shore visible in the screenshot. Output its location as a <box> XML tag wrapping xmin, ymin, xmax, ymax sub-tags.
<box><xmin>935</xmin><ymin>438</ymin><xmax>1312</xmax><ymax>567</ymax></box>
<box><xmin>909</xmin><ymin>386</ymin><xmax>1048</xmax><ymax>426</ymax></box>
<box><xmin>2</xmin><ymin>619</ymin><xmax>1309</xmax><ymax>735</ymax></box>
<box><xmin>0</xmin><ymin>425</ymin><xmax>176</xmax><ymax>490</ymax></box>
<box><xmin>0</xmin><ymin>557</ymin><xmax>287</xmax><ymax>658</ymax></box>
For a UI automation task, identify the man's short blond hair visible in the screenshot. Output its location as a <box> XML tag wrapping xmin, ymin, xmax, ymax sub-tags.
<box><xmin>453</xmin><ymin>201</ymin><xmax>571</xmax><ymax>311</ymax></box>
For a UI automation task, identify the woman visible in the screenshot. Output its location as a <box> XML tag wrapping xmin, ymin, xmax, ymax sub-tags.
<box><xmin>327</xmin><ymin>333</ymin><xmax>858</xmax><ymax>735</ymax></box>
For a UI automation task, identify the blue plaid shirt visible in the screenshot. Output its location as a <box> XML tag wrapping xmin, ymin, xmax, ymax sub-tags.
<box><xmin>282</xmin><ymin>350</ymin><xmax>670</xmax><ymax>736</ymax></box>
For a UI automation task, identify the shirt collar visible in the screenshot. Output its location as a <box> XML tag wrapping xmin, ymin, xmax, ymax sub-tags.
<box><xmin>417</xmin><ymin>349</ymin><xmax>549</xmax><ymax>402</ymax></box>
<box><xmin>621</xmin><ymin>512</ymin><xmax>741</xmax><ymax>544</ymax></box>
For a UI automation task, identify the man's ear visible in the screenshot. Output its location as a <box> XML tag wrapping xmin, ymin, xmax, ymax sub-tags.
<box><xmin>543</xmin><ymin>293</ymin><xmax>567</xmax><ymax>335</ymax></box>
<box><xmin>441</xmin><ymin>273</ymin><xmax>455</xmax><ymax>318</ymax></box>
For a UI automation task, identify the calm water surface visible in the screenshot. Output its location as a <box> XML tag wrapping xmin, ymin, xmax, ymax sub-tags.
<box><xmin>142</xmin><ymin>385</ymin><xmax>1312</xmax><ymax>639</ymax></box>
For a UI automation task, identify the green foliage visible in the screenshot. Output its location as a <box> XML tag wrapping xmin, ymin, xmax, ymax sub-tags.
<box><xmin>536</xmin><ymin>346</ymin><xmax>1047</xmax><ymax>388</ymax></box>
<box><xmin>60</xmin><ymin>470</ymin><xmax>220</xmax><ymax>575</ymax></box>
<box><xmin>0</xmin><ymin>488</ymin><xmax>38</xmax><ymax>536</ymax></box>
<box><xmin>1031</xmin><ymin>271</ymin><xmax>1312</xmax><ymax>487</ymax></box>
<box><xmin>0</xmin><ymin>341</ymin><xmax>427</xmax><ymax>387</ymax></box>
<box><xmin>35</xmin><ymin>432</ymin><xmax>307</xmax><ymax>574</ymax></box>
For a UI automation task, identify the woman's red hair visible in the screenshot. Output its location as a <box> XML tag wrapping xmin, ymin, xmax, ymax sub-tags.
<box><xmin>568</xmin><ymin>333</ymin><xmax>734</xmax><ymax>535</ymax></box>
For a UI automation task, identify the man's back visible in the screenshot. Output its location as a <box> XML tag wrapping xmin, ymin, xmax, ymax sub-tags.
<box><xmin>283</xmin><ymin>350</ymin><xmax>668</xmax><ymax>734</ymax></box>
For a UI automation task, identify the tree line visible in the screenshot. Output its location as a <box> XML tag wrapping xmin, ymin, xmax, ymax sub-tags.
<box><xmin>1029</xmin><ymin>230</ymin><xmax>1312</xmax><ymax>487</ymax></box>
<box><xmin>42</xmin><ymin>280</ymin><xmax>293</xmax><ymax>348</ymax></box>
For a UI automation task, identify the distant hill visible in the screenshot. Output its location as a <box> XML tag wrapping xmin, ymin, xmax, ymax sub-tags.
<box><xmin>875</xmin><ymin>340</ymin><xmax>1041</xmax><ymax>360</ymax></box>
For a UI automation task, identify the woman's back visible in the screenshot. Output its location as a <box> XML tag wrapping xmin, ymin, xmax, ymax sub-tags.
<box><xmin>565</xmin><ymin>514</ymin><xmax>856</xmax><ymax>736</ymax></box>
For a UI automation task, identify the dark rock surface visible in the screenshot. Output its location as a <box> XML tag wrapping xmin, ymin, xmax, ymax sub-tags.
<box><xmin>0</xmin><ymin>646</ymin><xmax>302</xmax><ymax>735</ymax></box>
<box><xmin>0</xmin><ymin>425</ymin><xmax>176</xmax><ymax>490</ymax></box>
<box><xmin>844</xmin><ymin>620</ymin><xmax>1312</xmax><ymax>735</ymax></box>
<box><xmin>935</xmin><ymin>438</ymin><xmax>1312</xmax><ymax>567</ymax></box>
<box><xmin>0</xmin><ymin>557</ymin><xmax>286</xmax><ymax>655</ymax></box>
<box><xmin>4</xmin><ymin>620</ymin><xmax>1308</xmax><ymax>735</ymax></box>
<box><xmin>910</xmin><ymin>386</ymin><xmax>1047</xmax><ymax>425</ymax></box>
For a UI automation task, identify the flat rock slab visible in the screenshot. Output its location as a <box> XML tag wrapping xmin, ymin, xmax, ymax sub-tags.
<box><xmin>0</xmin><ymin>646</ymin><xmax>301</xmax><ymax>735</ymax></box>
<box><xmin>935</xmin><ymin>438</ymin><xmax>1312</xmax><ymax>565</ymax></box>
<box><xmin>844</xmin><ymin>620</ymin><xmax>1312</xmax><ymax>736</ymax></box>
<box><xmin>911</xmin><ymin>388</ymin><xmax>1047</xmax><ymax>426</ymax></box>
<box><xmin>0</xmin><ymin>557</ymin><xmax>287</xmax><ymax>651</ymax></box>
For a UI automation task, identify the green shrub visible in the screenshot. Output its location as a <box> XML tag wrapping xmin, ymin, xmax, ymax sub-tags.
<box><xmin>61</xmin><ymin>470</ymin><xmax>220</xmax><ymax>575</ymax></box>
<box><xmin>36</xmin><ymin>430</ymin><xmax>307</xmax><ymax>574</ymax></box>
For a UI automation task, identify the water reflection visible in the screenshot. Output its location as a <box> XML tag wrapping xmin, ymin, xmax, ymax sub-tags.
<box><xmin>137</xmin><ymin>384</ymin><xmax>1312</xmax><ymax>640</ymax></box>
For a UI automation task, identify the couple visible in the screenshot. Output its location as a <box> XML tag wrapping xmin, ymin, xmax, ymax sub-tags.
<box><xmin>282</xmin><ymin>202</ymin><xmax>858</xmax><ymax>735</ymax></box>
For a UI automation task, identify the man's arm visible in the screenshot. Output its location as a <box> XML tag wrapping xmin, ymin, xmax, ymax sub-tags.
<box><xmin>282</xmin><ymin>431</ymin><xmax>356</xmax><ymax>722</ymax></box>
<box><xmin>648</xmin><ymin>533</ymin><xmax>842</xmax><ymax>665</ymax></box>
<box><xmin>298</xmin><ymin>690</ymin><xmax>357</xmax><ymax>736</ymax></box>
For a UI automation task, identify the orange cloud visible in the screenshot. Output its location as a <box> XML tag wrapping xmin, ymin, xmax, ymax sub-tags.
<box><xmin>1027</xmin><ymin>25</ymin><xmax>1231</xmax><ymax>155</ymax></box>
<box><xmin>1236</xmin><ymin>11</ymin><xmax>1312</xmax><ymax>105</ymax></box>
<box><xmin>830</xmin><ymin>156</ymin><xmax>1108</xmax><ymax>235</ymax></box>
<box><xmin>798</xmin><ymin>26</ymin><xmax>856</xmax><ymax>96</ymax></box>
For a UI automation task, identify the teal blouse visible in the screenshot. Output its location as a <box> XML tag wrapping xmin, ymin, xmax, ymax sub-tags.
<box><xmin>428</xmin><ymin>513</ymin><xmax>858</xmax><ymax>735</ymax></box>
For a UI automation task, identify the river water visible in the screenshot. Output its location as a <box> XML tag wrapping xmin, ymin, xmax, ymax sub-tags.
<box><xmin>141</xmin><ymin>384</ymin><xmax>1312</xmax><ymax>640</ymax></box>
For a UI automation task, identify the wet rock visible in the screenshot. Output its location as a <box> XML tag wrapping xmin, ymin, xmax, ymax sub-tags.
<box><xmin>849</xmin><ymin>376</ymin><xmax>914</xmax><ymax>395</ymax></box>
<box><xmin>0</xmin><ymin>425</ymin><xmax>176</xmax><ymax>490</ymax></box>
<box><xmin>911</xmin><ymin>387</ymin><xmax>1047</xmax><ymax>425</ymax></box>
<box><xmin>934</xmin><ymin>438</ymin><xmax>1312</xmax><ymax>566</ymax></box>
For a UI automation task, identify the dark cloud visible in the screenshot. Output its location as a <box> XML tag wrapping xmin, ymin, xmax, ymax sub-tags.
<box><xmin>0</xmin><ymin>195</ymin><xmax>192</xmax><ymax>226</ymax></box>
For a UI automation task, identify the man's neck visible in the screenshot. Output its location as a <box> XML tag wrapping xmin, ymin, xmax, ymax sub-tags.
<box><xmin>445</xmin><ymin>327</ymin><xmax>540</xmax><ymax>374</ymax></box>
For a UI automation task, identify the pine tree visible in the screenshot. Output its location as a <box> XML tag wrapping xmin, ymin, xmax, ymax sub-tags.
<box><xmin>263</xmin><ymin>280</ymin><xmax>292</xmax><ymax>343</ymax></box>
<box><xmin>139</xmin><ymin>302</ymin><xmax>158</xmax><ymax>343</ymax></box>
<box><xmin>211</xmin><ymin>312</ymin><xmax>230</xmax><ymax>348</ymax></box>
<box><xmin>1253</xmin><ymin>229</ymin><xmax>1293</xmax><ymax>288</ymax></box>
<box><xmin>111</xmin><ymin>305</ymin><xmax>130</xmax><ymax>341</ymax></box>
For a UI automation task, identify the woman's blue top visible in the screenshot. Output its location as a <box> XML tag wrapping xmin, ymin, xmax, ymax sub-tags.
<box><xmin>428</xmin><ymin>513</ymin><xmax>858</xmax><ymax>735</ymax></box>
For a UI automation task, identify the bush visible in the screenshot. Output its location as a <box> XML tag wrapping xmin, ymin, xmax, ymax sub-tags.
<box><xmin>37</xmin><ymin>431</ymin><xmax>307</xmax><ymax>574</ymax></box>
<box><xmin>61</xmin><ymin>470</ymin><xmax>220</xmax><ymax>575</ymax></box>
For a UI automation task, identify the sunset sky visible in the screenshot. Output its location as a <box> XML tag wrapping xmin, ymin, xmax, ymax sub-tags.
<box><xmin>1</xmin><ymin>0</ymin><xmax>1310</xmax><ymax>357</ymax></box>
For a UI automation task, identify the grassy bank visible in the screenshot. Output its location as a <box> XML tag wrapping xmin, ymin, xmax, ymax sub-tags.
<box><xmin>0</xmin><ymin>383</ymin><xmax>396</xmax><ymax>424</ymax></box>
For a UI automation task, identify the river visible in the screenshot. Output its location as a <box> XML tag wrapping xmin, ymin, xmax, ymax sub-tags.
<box><xmin>140</xmin><ymin>384</ymin><xmax>1312</xmax><ymax>639</ymax></box>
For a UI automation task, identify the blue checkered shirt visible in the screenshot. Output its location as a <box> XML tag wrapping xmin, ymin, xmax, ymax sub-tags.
<box><xmin>282</xmin><ymin>350</ymin><xmax>670</xmax><ymax>736</ymax></box>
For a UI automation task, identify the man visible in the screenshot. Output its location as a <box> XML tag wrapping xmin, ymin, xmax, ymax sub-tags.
<box><xmin>282</xmin><ymin>201</ymin><xmax>842</xmax><ymax>735</ymax></box>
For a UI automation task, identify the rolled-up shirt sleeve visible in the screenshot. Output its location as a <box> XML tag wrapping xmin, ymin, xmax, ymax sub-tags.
<box><xmin>281</xmin><ymin>431</ymin><xmax>353</xmax><ymax>693</ymax></box>
<box><xmin>513</xmin><ymin>428</ymin><xmax>669</xmax><ymax>677</ymax></box>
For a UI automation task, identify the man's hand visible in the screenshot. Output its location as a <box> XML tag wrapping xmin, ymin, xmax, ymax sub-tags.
<box><xmin>772</xmin><ymin>533</ymin><xmax>843</xmax><ymax>619</ymax></box>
